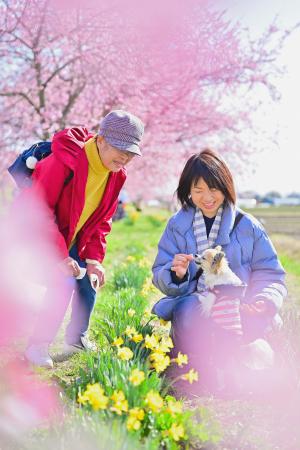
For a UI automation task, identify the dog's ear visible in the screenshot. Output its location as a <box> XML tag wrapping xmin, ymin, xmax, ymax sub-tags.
<box><xmin>214</xmin><ymin>245</ymin><xmax>222</xmax><ymax>252</ymax></box>
<box><xmin>212</xmin><ymin>251</ymin><xmax>225</xmax><ymax>269</ymax></box>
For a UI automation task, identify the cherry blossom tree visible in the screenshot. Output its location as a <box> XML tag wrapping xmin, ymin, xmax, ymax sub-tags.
<box><xmin>0</xmin><ymin>0</ymin><xmax>290</xmax><ymax>199</ymax></box>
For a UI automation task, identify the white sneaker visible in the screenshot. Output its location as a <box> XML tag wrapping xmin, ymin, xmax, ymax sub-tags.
<box><xmin>63</xmin><ymin>336</ymin><xmax>97</xmax><ymax>355</ymax></box>
<box><xmin>25</xmin><ymin>343</ymin><xmax>54</xmax><ymax>369</ymax></box>
<box><xmin>241</xmin><ymin>338</ymin><xmax>274</xmax><ymax>370</ymax></box>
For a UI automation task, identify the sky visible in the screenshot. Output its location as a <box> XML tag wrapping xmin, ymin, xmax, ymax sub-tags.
<box><xmin>226</xmin><ymin>0</ymin><xmax>300</xmax><ymax>196</ymax></box>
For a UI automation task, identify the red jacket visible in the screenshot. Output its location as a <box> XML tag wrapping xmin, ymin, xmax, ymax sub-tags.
<box><xmin>30</xmin><ymin>127</ymin><xmax>126</xmax><ymax>262</ymax></box>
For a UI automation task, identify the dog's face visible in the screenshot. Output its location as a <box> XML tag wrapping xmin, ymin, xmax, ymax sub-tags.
<box><xmin>194</xmin><ymin>245</ymin><xmax>226</xmax><ymax>275</ymax></box>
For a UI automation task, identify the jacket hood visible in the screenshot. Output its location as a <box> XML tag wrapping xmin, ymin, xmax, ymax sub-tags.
<box><xmin>51</xmin><ymin>127</ymin><xmax>93</xmax><ymax>170</ymax></box>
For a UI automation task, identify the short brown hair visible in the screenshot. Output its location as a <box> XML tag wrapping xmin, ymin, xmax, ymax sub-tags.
<box><xmin>176</xmin><ymin>149</ymin><xmax>236</xmax><ymax>208</ymax></box>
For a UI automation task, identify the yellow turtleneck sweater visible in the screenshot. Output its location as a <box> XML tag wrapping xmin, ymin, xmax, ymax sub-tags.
<box><xmin>70</xmin><ymin>137</ymin><xmax>110</xmax><ymax>248</ymax></box>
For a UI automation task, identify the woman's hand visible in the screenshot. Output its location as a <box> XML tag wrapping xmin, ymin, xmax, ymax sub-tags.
<box><xmin>171</xmin><ymin>253</ymin><xmax>194</xmax><ymax>280</ymax></box>
<box><xmin>240</xmin><ymin>300</ymin><xmax>276</xmax><ymax>317</ymax></box>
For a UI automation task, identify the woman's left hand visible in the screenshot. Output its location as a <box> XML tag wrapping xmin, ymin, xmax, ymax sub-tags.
<box><xmin>240</xmin><ymin>300</ymin><xmax>275</xmax><ymax>317</ymax></box>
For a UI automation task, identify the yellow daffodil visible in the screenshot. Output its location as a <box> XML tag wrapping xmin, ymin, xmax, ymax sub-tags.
<box><xmin>132</xmin><ymin>333</ymin><xmax>143</xmax><ymax>343</ymax></box>
<box><xmin>145</xmin><ymin>390</ymin><xmax>164</xmax><ymax>413</ymax></box>
<box><xmin>129</xmin><ymin>211</ymin><xmax>139</xmax><ymax>222</ymax></box>
<box><xmin>125</xmin><ymin>326</ymin><xmax>137</xmax><ymax>338</ymax></box>
<box><xmin>174</xmin><ymin>352</ymin><xmax>188</xmax><ymax>367</ymax></box>
<box><xmin>157</xmin><ymin>336</ymin><xmax>174</xmax><ymax>353</ymax></box>
<box><xmin>127</xmin><ymin>415</ymin><xmax>142</xmax><ymax>431</ymax></box>
<box><xmin>117</xmin><ymin>346</ymin><xmax>134</xmax><ymax>361</ymax></box>
<box><xmin>78</xmin><ymin>383</ymin><xmax>109</xmax><ymax>411</ymax></box>
<box><xmin>112</xmin><ymin>336</ymin><xmax>124</xmax><ymax>347</ymax></box>
<box><xmin>149</xmin><ymin>351</ymin><xmax>163</xmax><ymax>362</ymax></box>
<box><xmin>141</xmin><ymin>278</ymin><xmax>156</xmax><ymax>297</ymax></box>
<box><xmin>127</xmin><ymin>308</ymin><xmax>136</xmax><ymax>317</ymax></box>
<box><xmin>110</xmin><ymin>401</ymin><xmax>128</xmax><ymax>415</ymax></box>
<box><xmin>138</xmin><ymin>257</ymin><xmax>149</xmax><ymax>268</ymax></box>
<box><xmin>127</xmin><ymin>408</ymin><xmax>145</xmax><ymax>431</ymax></box>
<box><xmin>181</xmin><ymin>369</ymin><xmax>199</xmax><ymax>384</ymax></box>
<box><xmin>129</xmin><ymin>407</ymin><xmax>145</xmax><ymax>421</ymax></box>
<box><xmin>110</xmin><ymin>390</ymin><xmax>128</xmax><ymax>415</ymax></box>
<box><xmin>151</xmin><ymin>355</ymin><xmax>170</xmax><ymax>373</ymax></box>
<box><xmin>152</xmin><ymin>360</ymin><xmax>169</xmax><ymax>373</ymax></box>
<box><xmin>129</xmin><ymin>368</ymin><xmax>145</xmax><ymax>386</ymax></box>
<box><xmin>144</xmin><ymin>334</ymin><xmax>159</xmax><ymax>350</ymax></box>
<box><xmin>111</xmin><ymin>390</ymin><xmax>126</xmax><ymax>403</ymax></box>
<box><xmin>160</xmin><ymin>319</ymin><xmax>169</xmax><ymax>326</ymax></box>
<box><xmin>149</xmin><ymin>351</ymin><xmax>171</xmax><ymax>372</ymax></box>
<box><xmin>77</xmin><ymin>392</ymin><xmax>89</xmax><ymax>404</ymax></box>
<box><xmin>164</xmin><ymin>423</ymin><xmax>185</xmax><ymax>442</ymax></box>
<box><xmin>166</xmin><ymin>399</ymin><xmax>183</xmax><ymax>417</ymax></box>
<box><xmin>142</xmin><ymin>308</ymin><xmax>152</xmax><ymax>319</ymax></box>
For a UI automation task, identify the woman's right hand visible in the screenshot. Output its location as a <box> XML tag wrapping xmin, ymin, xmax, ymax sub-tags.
<box><xmin>171</xmin><ymin>254</ymin><xmax>193</xmax><ymax>279</ymax></box>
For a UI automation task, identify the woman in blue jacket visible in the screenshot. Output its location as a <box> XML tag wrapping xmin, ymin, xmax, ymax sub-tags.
<box><xmin>152</xmin><ymin>149</ymin><xmax>286</xmax><ymax>388</ymax></box>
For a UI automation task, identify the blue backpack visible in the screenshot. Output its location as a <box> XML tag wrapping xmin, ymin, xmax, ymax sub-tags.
<box><xmin>8</xmin><ymin>141</ymin><xmax>73</xmax><ymax>189</ymax></box>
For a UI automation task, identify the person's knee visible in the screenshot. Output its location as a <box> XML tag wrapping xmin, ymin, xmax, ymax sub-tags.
<box><xmin>172</xmin><ymin>296</ymin><xmax>201</xmax><ymax>330</ymax></box>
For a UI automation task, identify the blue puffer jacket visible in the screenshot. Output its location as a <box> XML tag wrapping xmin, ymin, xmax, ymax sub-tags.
<box><xmin>152</xmin><ymin>204</ymin><xmax>287</xmax><ymax>320</ymax></box>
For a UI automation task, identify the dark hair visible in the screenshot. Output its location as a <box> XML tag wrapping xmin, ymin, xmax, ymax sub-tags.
<box><xmin>176</xmin><ymin>149</ymin><xmax>236</xmax><ymax>208</ymax></box>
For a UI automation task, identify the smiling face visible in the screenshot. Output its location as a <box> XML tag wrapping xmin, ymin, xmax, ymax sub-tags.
<box><xmin>190</xmin><ymin>177</ymin><xmax>225</xmax><ymax>218</ymax></box>
<box><xmin>96</xmin><ymin>136</ymin><xmax>136</xmax><ymax>172</ymax></box>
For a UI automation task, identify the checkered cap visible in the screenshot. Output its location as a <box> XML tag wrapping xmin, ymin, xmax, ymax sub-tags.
<box><xmin>98</xmin><ymin>110</ymin><xmax>144</xmax><ymax>156</ymax></box>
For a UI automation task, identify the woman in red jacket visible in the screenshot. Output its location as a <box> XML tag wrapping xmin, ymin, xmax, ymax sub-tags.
<box><xmin>25</xmin><ymin>110</ymin><xmax>144</xmax><ymax>368</ymax></box>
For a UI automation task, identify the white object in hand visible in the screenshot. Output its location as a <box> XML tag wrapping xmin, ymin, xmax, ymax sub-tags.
<box><xmin>89</xmin><ymin>274</ymin><xmax>99</xmax><ymax>290</ymax></box>
<box><xmin>75</xmin><ymin>267</ymin><xmax>99</xmax><ymax>289</ymax></box>
<box><xmin>76</xmin><ymin>267</ymin><xmax>87</xmax><ymax>280</ymax></box>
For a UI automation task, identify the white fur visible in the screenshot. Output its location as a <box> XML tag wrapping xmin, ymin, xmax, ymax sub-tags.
<box><xmin>201</xmin><ymin>291</ymin><xmax>217</xmax><ymax>318</ymax></box>
<box><xmin>196</xmin><ymin>247</ymin><xmax>242</xmax><ymax>316</ymax></box>
<box><xmin>204</xmin><ymin>269</ymin><xmax>242</xmax><ymax>290</ymax></box>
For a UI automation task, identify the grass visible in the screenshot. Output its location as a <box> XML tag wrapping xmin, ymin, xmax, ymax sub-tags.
<box><xmin>8</xmin><ymin>206</ymin><xmax>300</xmax><ymax>449</ymax></box>
<box><xmin>25</xmin><ymin>208</ymin><xmax>220</xmax><ymax>450</ymax></box>
<box><xmin>280</xmin><ymin>255</ymin><xmax>300</xmax><ymax>278</ymax></box>
<box><xmin>244</xmin><ymin>205</ymin><xmax>300</xmax><ymax>216</ymax></box>
<box><xmin>105</xmin><ymin>208</ymin><xmax>170</xmax><ymax>267</ymax></box>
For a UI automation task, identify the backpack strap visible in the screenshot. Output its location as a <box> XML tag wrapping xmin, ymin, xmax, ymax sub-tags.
<box><xmin>230</xmin><ymin>211</ymin><xmax>244</xmax><ymax>236</ymax></box>
<box><xmin>63</xmin><ymin>170</ymin><xmax>74</xmax><ymax>187</ymax></box>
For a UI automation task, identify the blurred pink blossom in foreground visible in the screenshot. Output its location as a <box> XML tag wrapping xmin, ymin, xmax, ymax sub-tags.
<box><xmin>0</xmin><ymin>189</ymin><xmax>63</xmax><ymax>443</ymax></box>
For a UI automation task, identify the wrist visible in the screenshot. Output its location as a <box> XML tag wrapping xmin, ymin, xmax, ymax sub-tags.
<box><xmin>171</xmin><ymin>271</ymin><xmax>188</xmax><ymax>285</ymax></box>
<box><xmin>86</xmin><ymin>258</ymin><xmax>102</xmax><ymax>265</ymax></box>
<box><xmin>86</xmin><ymin>260</ymin><xmax>105</xmax><ymax>273</ymax></box>
<box><xmin>176</xmin><ymin>273</ymin><xmax>185</xmax><ymax>280</ymax></box>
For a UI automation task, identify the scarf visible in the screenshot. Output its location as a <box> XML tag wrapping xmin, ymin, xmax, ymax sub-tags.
<box><xmin>192</xmin><ymin>204</ymin><xmax>223</xmax><ymax>291</ymax></box>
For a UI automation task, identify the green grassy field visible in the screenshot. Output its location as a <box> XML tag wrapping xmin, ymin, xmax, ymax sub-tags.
<box><xmin>86</xmin><ymin>207</ymin><xmax>300</xmax><ymax>449</ymax></box>
<box><xmin>18</xmin><ymin>206</ymin><xmax>300</xmax><ymax>449</ymax></box>
<box><xmin>245</xmin><ymin>205</ymin><xmax>300</xmax><ymax>215</ymax></box>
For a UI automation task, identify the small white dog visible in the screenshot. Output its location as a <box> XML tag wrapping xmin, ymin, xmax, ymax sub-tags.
<box><xmin>194</xmin><ymin>245</ymin><xmax>243</xmax><ymax>319</ymax></box>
